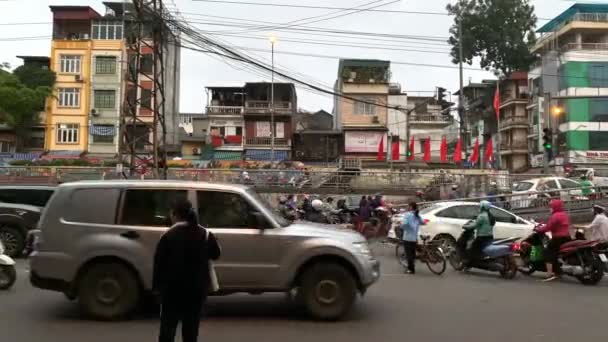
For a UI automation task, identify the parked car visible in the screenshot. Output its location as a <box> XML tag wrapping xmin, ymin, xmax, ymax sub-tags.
<box><xmin>387</xmin><ymin>201</ymin><xmax>535</xmax><ymax>251</ymax></box>
<box><xmin>511</xmin><ymin>177</ymin><xmax>583</xmax><ymax>209</ymax></box>
<box><xmin>0</xmin><ymin>203</ymin><xmax>41</xmax><ymax>257</ymax></box>
<box><xmin>29</xmin><ymin>180</ymin><xmax>380</xmax><ymax>321</ymax></box>
<box><xmin>0</xmin><ymin>185</ymin><xmax>56</xmax><ymax>208</ymax></box>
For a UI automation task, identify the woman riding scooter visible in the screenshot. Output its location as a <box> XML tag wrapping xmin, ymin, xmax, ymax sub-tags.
<box><xmin>463</xmin><ymin>201</ymin><xmax>496</xmax><ymax>266</ymax></box>
<box><xmin>535</xmin><ymin>199</ymin><xmax>571</xmax><ymax>282</ymax></box>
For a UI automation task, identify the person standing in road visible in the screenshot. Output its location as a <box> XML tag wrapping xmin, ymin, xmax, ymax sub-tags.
<box><xmin>536</xmin><ymin>199</ymin><xmax>571</xmax><ymax>282</ymax></box>
<box><xmin>586</xmin><ymin>205</ymin><xmax>608</xmax><ymax>241</ymax></box>
<box><xmin>401</xmin><ymin>202</ymin><xmax>425</xmax><ymax>274</ymax></box>
<box><xmin>153</xmin><ymin>198</ymin><xmax>221</xmax><ymax>342</ymax></box>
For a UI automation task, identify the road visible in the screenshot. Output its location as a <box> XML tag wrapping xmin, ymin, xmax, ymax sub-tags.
<box><xmin>3</xmin><ymin>245</ymin><xmax>608</xmax><ymax>342</ymax></box>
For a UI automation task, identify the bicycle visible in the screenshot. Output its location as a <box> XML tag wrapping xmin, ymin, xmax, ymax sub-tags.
<box><xmin>395</xmin><ymin>235</ymin><xmax>447</xmax><ymax>275</ymax></box>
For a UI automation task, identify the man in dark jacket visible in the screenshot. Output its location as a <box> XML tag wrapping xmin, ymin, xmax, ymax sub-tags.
<box><xmin>153</xmin><ymin>198</ymin><xmax>221</xmax><ymax>342</ymax></box>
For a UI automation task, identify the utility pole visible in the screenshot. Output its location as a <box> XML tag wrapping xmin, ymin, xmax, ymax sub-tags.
<box><xmin>269</xmin><ymin>36</ymin><xmax>276</xmax><ymax>163</ymax></box>
<box><xmin>404</xmin><ymin>108</ymin><xmax>411</xmax><ymax>172</ymax></box>
<box><xmin>458</xmin><ymin>14</ymin><xmax>466</xmax><ymax>164</ymax></box>
<box><xmin>543</xmin><ymin>92</ymin><xmax>551</xmax><ymax>174</ymax></box>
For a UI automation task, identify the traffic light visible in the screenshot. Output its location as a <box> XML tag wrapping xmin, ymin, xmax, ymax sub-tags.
<box><xmin>406</xmin><ymin>150</ymin><xmax>412</xmax><ymax>158</ymax></box>
<box><xmin>543</xmin><ymin>128</ymin><xmax>553</xmax><ymax>161</ymax></box>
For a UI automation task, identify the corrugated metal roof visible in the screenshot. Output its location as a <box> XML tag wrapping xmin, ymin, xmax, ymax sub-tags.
<box><xmin>538</xmin><ymin>3</ymin><xmax>608</xmax><ymax>33</ymax></box>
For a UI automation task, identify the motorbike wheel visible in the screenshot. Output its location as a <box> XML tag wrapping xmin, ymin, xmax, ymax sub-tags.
<box><xmin>0</xmin><ymin>265</ymin><xmax>16</xmax><ymax>290</ymax></box>
<box><xmin>499</xmin><ymin>256</ymin><xmax>518</xmax><ymax>280</ymax></box>
<box><xmin>448</xmin><ymin>249</ymin><xmax>465</xmax><ymax>271</ymax></box>
<box><xmin>425</xmin><ymin>247</ymin><xmax>447</xmax><ymax>275</ymax></box>
<box><xmin>576</xmin><ymin>255</ymin><xmax>604</xmax><ymax>286</ymax></box>
<box><xmin>517</xmin><ymin>255</ymin><xmax>536</xmax><ymax>276</ymax></box>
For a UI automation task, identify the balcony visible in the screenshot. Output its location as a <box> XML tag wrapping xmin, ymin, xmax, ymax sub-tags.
<box><xmin>245</xmin><ymin>101</ymin><xmax>293</xmax><ymax>115</ymax></box>
<box><xmin>562</xmin><ymin>42</ymin><xmax>608</xmax><ymax>52</ymax></box>
<box><xmin>409</xmin><ymin>114</ymin><xmax>453</xmax><ymax>126</ymax></box>
<box><xmin>206</xmin><ymin>106</ymin><xmax>244</xmax><ymax>115</ymax></box>
<box><xmin>245</xmin><ymin>137</ymin><xmax>291</xmax><ymax>147</ymax></box>
<box><xmin>499</xmin><ymin>116</ymin><xmax>529</xmax><ymax>131</ymax></box>
<box><xmin>500</xmin><ymin>141</ymin><xmax>528</xmax><ymax>155</ymax></box>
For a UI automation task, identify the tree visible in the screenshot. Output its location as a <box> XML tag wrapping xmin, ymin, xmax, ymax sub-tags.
<box><xmin>0</xmin><ymin>66</ymin><xmax>55</xmax><ymax>150</ymax></box>
<box><xmin>446</xmin><ymin>0</ymin><xmax>538</xmax><ymax>76</ymax></box>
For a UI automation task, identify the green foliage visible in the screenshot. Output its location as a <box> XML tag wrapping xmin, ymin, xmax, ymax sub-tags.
<box><xmin>13</xmin><ymin>64</ymin><xmax>55</xmax><ymax>89</ymax></box>
<box><xmin>446</xmin><ymin>0</ymin><xmax>538</xmax><ymax>76</ymax></box>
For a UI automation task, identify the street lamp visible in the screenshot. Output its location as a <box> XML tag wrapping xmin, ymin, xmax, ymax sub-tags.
<box><xmin>552</xmin><ymin>106</ymin><xmax>565</xmax><ymax>116</ymax></box>
<box><xmin>269</xmin><ymin>34</ymin><xmax>277</xmax><ymax>163</ymax></box>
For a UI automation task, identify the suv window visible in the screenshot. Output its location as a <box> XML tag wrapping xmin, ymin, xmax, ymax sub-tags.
<box><xmin>538</xmin><ymin>179</ymin><xmax>558</xmax><ymax>190</ymax></box>
<box><xmin>0</xmin><ymin>188</ymin><xmax>54</xmax><ymax>207</ymax></box>
<box><xmin>559</xmin><ymin>179</ymin><xmax>579</xmax><ymax>189</ymax></box>
<box><xmin>64</xmin><ymin>188</ymin><xmax>120</xmax><ymax>224</ymax></box>
<box><xmin>489</xmin><ymin>207</ymin><xmax>517</xmax><ymax>224</ymax></box>
<box><xmin>120</xmin><ymin>189</ymin><xmax>187</xmax><ymax>226</ymax></box>
<box><xmin>197</xmin><ymin>191</ymin><xmax>259</xmax><ymax>228</ymax></box>
<box><xmin>436</xmin><ymin>205</ymin><xmax>478</xmax><ymax>220</ymax></box>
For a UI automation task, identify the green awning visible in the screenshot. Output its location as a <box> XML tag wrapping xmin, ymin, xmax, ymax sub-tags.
<box><xmin>213</xmin><ymin>151</ymin><xmax>242</xmax><ymax>161</ymax></box>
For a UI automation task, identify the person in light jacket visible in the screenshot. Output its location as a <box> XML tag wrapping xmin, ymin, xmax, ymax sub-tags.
<box><xmin>401</xmin><ymin>202</ymin><xmax>425</xmax><ymax>274</ymax></box>
<box><xmin>153</xmin><ymin>198</ymin><xmax>221</xmax><ymax>342</ymax></box>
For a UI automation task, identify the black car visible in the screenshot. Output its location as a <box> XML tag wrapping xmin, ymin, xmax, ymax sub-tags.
<box><xmin>0</xmin><ymin>185</ymin><xmax>55</xmax><ymax>257</ymax></box>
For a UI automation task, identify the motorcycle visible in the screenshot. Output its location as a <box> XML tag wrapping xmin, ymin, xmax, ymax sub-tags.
<box><xmin>449</xmin><ymin>223</ymin><xmax>519</xmax><ymax>279</ymax></box>
<box><xmin>0</xmin><ymin>239</ymin><xmax>16</xmax><ymax>290</ymax></box>
<box><xmin>518</xmin><ymin>226</ymin><xmax>604</xmax><ymax>285</ymax></box>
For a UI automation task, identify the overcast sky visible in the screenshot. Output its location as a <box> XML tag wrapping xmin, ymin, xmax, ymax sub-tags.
<box><xmin>0</xmin><ymin>0</ymin><xmax>575</xmax><ymax>113</ymax></box>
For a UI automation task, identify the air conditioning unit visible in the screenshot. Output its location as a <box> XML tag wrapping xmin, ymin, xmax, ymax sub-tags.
<box><xmin>75</xmin><ymin>74</ymin><xmax>83</xmax><ymax>82</ymax></box>
<box><xmin>372</xmin><ymin>116</ymin><xmax>380</xmax><ymax>124</ymax></box>
<box><xmin>91</xmin><ymin>109</ymin><xmax>100</xmax><ymax>117</ymax></box>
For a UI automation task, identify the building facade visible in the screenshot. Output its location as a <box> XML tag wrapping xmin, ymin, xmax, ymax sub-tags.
<box><xmin>334</xmin><ymin>59</ymin><xmax>390</xmax><ymax>159</ymax></box>
<box><xmin>532</xmin><ymin>3</ymin><xmax>608</xmax><ymax>167</ymax></box>
<box><xmin>498</xmin><ymin>72</ymin><xmax>530</xmax><ymax>172</ymax></box>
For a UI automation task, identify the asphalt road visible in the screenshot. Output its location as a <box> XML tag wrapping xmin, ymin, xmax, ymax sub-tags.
<box><xmin>3</xmin><ymin>245</ymin><xmax>608</xmax><ymax>342</ymax></box>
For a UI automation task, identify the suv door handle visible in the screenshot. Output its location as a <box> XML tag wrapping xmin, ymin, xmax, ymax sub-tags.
<box><xmin>120</xmin><ymin>231</ymin><xmax>140</xmax><ymax>239</ymax></box>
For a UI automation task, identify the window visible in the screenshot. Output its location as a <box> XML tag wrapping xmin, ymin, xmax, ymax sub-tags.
<box><xmin>513</xmin><ymin>181</ymin><xmax>534</xmax><ymax>191</ymax></box>
<box><xmin>0</xmin><ymin>141</ymin><xmax>14</xmax><ymax>153</ymax></box>
<box><xmin>120</xmin><ymin>189</ymin><xmax>187</xmax><ymax>226</ymax></box>
<box><xmin>589</xmin><ymin>63</ymin><xmax>608</xmax><ymax>88</ymax></box>
<box><xmin>489</xmin><ymin>208</ymin><xmax>517</xmax><ymax>224</ymax></box>
<box><xmin>141</xmin><ymin>88</ymin><xmax>153</xmax><ymax>109</ymax></box>
<box><xmin>92</xmin><ymin>20</ymin><xmax>123</xmax><ymax>40</ymax></box>
<box><xmin>589</xmin><ymin>132</ymin><xmax>608</xmax><ymax>150</ymax></box>
<box><xmin>140</xmin><ymin>54</ymin><xmax>153</xmax><ymax>73</ymax></box>
<box><xmin>558</xmin><ymin>178</ymin><xmax>580</xmax><ymax>190</ymax></box>
<box><xmin>56</xmin><ymin>123</ymin><xmax>79</xmax><ymax>144</ymax></box>
<box><xmin>211</xmin><ymin>126</ymin><xmax>225</xmax><ymax>136</ymax></box>
<box><xmin>95</xmin><ymin>56</ymin><xmax>116</xmax><ymax>74</ymax></box>
<box><xmin>64</xmin><ymin>189</ymin><xmax>120</xmax><ymax>224</ymax></box>
<box><xmin>0</xmin><ymin>188</ymin><xmax>55</xmax><ymax>207</ymax></box>
<box><xmin>197</xmin><ymin>191</ymin><xmax>258</xmax><ymax>228</ymax></box>
<box><xmin>354</xmin><ymin>98</ymin><xmax>377</xmax><ymax>115</ymax></box>
<box><xmin>60</xmin><ymin>55</ymin><xmax>81</xmax><ymax>74</ymax></box>
<box><xmin>94</xmin><ymin>90</ymin><xmax>116</xmax><ymax>109</ymax></box>
<box><xmin>58</xmin><ymin>88</ymin><xmax>80</xmax><ymax>107</ymax></box>
<box><xmin>436</xmin><ymin>205</ymin><xmax>478</xmax><ymax>220</ymax></box>
<box><xmin>91</xmin><ymin>125</ymin><xmax>115</xmax><ymax>143</ymax></box>
<box><xmin>538</xmin><ymin>179</ymin><xmax>558</xmax><ymax>191</ymax></box>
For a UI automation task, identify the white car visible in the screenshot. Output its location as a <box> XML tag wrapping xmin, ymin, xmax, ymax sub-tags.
<box><xmin>511</xmin><ymin>177</ymin><xmax>583</xmax><ymax>209</ymax></box>
<box><xmin>388</xmin><ymin>201</ymin><xmax>535</xmax><ymax>250</ymax></box>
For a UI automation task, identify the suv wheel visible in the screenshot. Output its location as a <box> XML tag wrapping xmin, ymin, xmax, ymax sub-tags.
<box><xmin>0</xmin><ymin>226</ymin><xmax>25</xmax><ymax>258</ymax></box>
<box><xmin>78</xmin><ymin>262</ymin><xmax>140</xmax><ymax>320</ymax></box>
<box><xmin>300</xmin><ymin>263</ymin><xmax>357</xmax><ymax>321</ymax></box>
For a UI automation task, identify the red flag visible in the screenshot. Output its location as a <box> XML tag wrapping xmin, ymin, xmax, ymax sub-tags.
<box><xmin>493</xmin><ymin>86</ymin><xmax>500</xmax><ymax>120</ymax></box>
<box><xmin>470</xmin><ymin>138</ymin><xmax>480</xmax><ymax>164</ymax></box>
<box><xmin>423</xmin><ymin>137</ymin><xmax>431</xmax><ymax>162</ymax></box>
<box><xmin>377</xmin><ymin>135</ymin><xmax>385</xmax><ymax>161</ymax></box>
<box><xmin>453</xmin><ymin>138</ymin><xmax>462</xmax><ymax>163</ymax></box>
<box><xmin>391</xmin><ymin>141</ymin><xmax>400</xmax><ymax>161</ymax></box>
<box><xmin>484</xmin><ymin>137</ymin><xmax>494</xmax><ymax>163</ymax></box>
<box><xmin>440</xmin><ymin>136</ymin><xmax>448</xmax><ymax>163</ymax></box>
<box><xmin>408</xmin><ymin>136</ymin><xmax>415</xmax><ymax>161</ymax></box>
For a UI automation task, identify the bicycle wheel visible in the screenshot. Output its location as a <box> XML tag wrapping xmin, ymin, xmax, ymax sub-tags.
<box><xmin>425</xmin><ymin>247</ymin><xmax>447</xmax><ymax>275</ymax></box>
<box><xmin>395</xmin><ymin>243</ymin><xmax>408</xmax><ymax>269</ymax></box>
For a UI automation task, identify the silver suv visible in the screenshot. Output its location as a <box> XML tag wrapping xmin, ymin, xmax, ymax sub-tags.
<box><xmin>30</xmin><ymin>181</ymin><xmax>380</xmax><ymax>320</ymax></box>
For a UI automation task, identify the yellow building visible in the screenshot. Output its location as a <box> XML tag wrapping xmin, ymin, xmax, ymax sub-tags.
<box><xmin>46</xmin><ymin>6</ymin><xmax>101</xmax><ymax>153</ymax></box>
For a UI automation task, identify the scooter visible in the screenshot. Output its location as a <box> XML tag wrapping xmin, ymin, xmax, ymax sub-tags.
<box><xmin>0</xmin><ymin>239</ymin><xmax>16</xmax><ymax>290</ymax></box>
<box><xmin>449</xmin><ymin>224</ymin><xmax>519</xmax><ymax>279</ymax></box>
<box><xmin>518</xmin><ymin>225</ymin><xmax>604</xmax><ymax>285</ymax></box>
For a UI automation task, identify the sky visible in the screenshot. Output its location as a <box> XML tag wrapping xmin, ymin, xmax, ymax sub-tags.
<box><xmin>0</xmin><ymin>0</ymin><xmax>577</xmax><ymax>113</ymax></box>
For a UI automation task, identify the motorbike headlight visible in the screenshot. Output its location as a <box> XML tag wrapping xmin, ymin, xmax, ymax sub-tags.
<box><xmin>353</xmin><ymin>242</ymin><xmax>372</xmax><ymax>257</ymax></box>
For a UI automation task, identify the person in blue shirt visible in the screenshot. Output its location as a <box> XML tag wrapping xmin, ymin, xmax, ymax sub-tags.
<box><xmin>401</xmin><ymin>202</ymin><xmax>425</xmax><ymax>274</ymax></box>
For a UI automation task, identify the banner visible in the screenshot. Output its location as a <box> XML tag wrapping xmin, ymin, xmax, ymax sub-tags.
<box><xmin>344</xmin><ymin>131</ymin><xmax>386</xmax><ymax>153</ymax></box>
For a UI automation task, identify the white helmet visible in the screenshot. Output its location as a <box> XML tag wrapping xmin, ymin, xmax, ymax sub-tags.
<box><xmin>311</xmin><ymin>199</ymin><xmax>324</xmax><ymax>211</ymax></box>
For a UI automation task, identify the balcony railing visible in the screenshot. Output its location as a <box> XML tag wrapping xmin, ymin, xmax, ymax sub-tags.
<box><xmin>409</xmin><ymin>115</ymin><xmax>453</xmax><ymax>124</ymax></box>
<box><xmin>245</xmin><ymin>101</ymin><xmax>293</xmax><ymax>114</ymax></box>
<box><xmin>206</xmin><ymin>106</ymin><xmax>244</xmax><ymax>114</ymax></box>
<box><xmin>245</xmin><ymin>137</ymin><xmax>290</xmax><ymax>147</ymax></box>
<box><xmin>562</xmin><ymin>42</ymin><xmax>608</xmax><ymax>52</ymax></box>
<box><xmin>500</xmin><ymin>142</ymin><xmax>528</xmax><ymax>151</ymax></box>
<box><xmin>499</xmin><ymin>116</ymin><xmax>529</xmax><ymax>129</ymax></box>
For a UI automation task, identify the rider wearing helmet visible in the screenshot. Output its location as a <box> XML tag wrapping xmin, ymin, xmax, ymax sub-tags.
<box><xmin>306</xmin><ymin>199</ymin><xmax>330</xmax><ymax>224</ymax></box>
<box><xmin>463</xmin><ymin>200</ymin><xmax>496</xmax><ymax>265</ymax></box>
<box><xmin>580</xmin><ymin>175</ymin><xmax>595</xmax><ymax>197</ymax></box>
<box><xmin>586</xmin><ymin>205</ymin><xmax>608</xmax><ymax>241</ymax></box>
<box><xmin>536</xmin><ymin>199</ymin><xmax>571</xmax><ymax>282</ymax></box>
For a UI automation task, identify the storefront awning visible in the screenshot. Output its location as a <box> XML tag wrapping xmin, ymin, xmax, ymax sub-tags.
<box><xmin>212</xmin><ymin>151</ymin><xmax>242</xmax><ymax>161</ymax></box>
<box><xmin>245</xmin><ymin>149</ymin><xmax>288</xmax><ymax>161</ymax></box>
